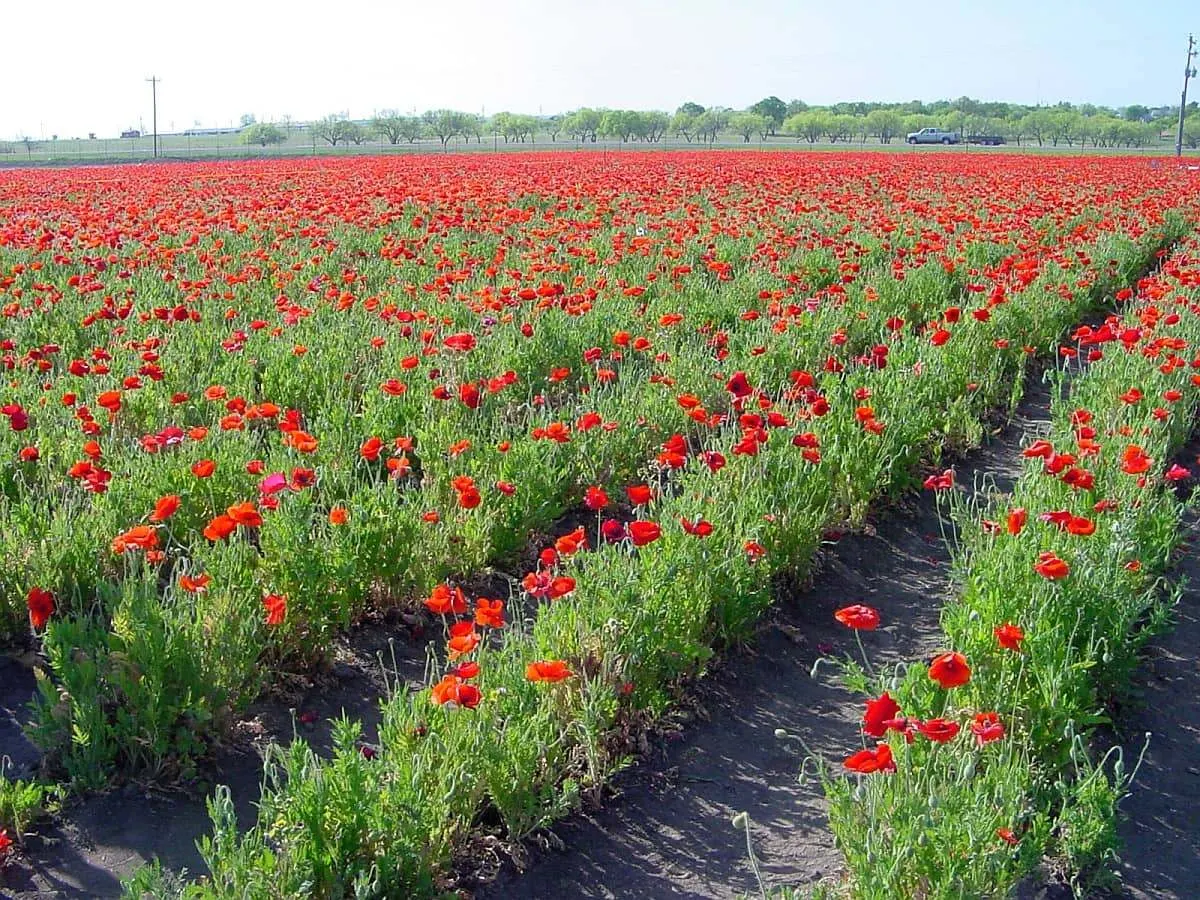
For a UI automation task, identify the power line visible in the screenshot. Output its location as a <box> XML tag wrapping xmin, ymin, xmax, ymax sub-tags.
<box><xmin>146</xmin><ymin>76</ymin><xmax>160</xmax><ymax>158</ymax></box>
<box><xmin>1177</xmin><ymin>35</ymin><xmax>1196</xmax><ymax>158</ymax></box>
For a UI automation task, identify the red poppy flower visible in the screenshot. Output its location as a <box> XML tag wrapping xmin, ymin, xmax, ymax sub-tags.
<box><xmin>112</xmin><ymin>524</ymin><xmax>160</xmax><ymax>554</ymax></box>
<box><xmin>584</xmin><ymin>485</ymin><xmax>609</xmax><ymax>510</ymax></box>
<box><xmin>601</xmin><ymin>519</ymin><xmax>627</xmax><ymax>543</ymax></box>
<box><xmin>628</xmin><ymin>520</ymin><xmax>662</xmax><ymax>546</ymax></box>
<box><xmin>971</xmin><ymin>711</ymin><xmax>1006</xmax><ymax>745</ymax></box>
<box><xmin>1033</xmin><ymin>551</ymin><xmax>1070</xmax><ymax>580</ymax></box>
<box><xmin>526</xmin><ymin>659</ymin><xmax>573</xmax><ymax>683</ymax></box>
<box><xmin>1006</xmin><ymin>508</ymin><xmax>1027</xmax><ymax>535</ymax></box>
<box><xmin>227</xmin><ymin>501</ymin><xmax>263</xmax><ymax>528</ymax></box>
<box><xmin>27</xmin><ymin>586</ymin><xmax>55</xmax><ymax>631</ymax></box>
<box><xmin>203</xmin><ymin>514</ymin><xmax>237</xmax><ymax>542</ymax></box>
<box><xmin>360</xmin><ymin>436</ymin><xmax>383</xmax><ymax>461</ymax></box>
<box><xmin>431</xmin><ymin>675</ymin><xmax>481</xmax><ymax>709</ymax></box>
<box><xmin>192</xmin><ymin>458</ymin><xmax>216</xmax><ymax>478</ymax></box>
<box><xmin>834</xmin><ymin>604</ymin><xmax>880</xmax><ymax>631</ymax></box>
<box><xmin>149</xmin><ymin>494</ymin><xmax>180</xmax><ymax>522</ymax></box>
<box><xmin>916</xmin><ymin>718</ymin><xmax>961</xmax><ymax>743</ymax></box>
<box><xmin>843</xmin><ymin>743</ymin><xmax>896</xmax><ymax>774</ymax></box>
<box><xmin>862</xmin><ymin>692</ymin><xmax>899</xmax><ymax>738</ymax></box>
<box><xmin>928</xmin><ymin>652</ymin><xmax>971</xmax><ymax>689</ymax></box>
<box><xmin>994</xmin><ymin>622</ymin><xmax>1024</xmax><ymax>652</ymax></box>
<box><xmin>263</xmin><ymin>593</ymin><xmax>287</xmax><ymax>626</ymax></box>
<box><xmin>329</xmin><ymin>506</ymin><xmax>348</xmax><ymax>525</ymax></box>
<box><xmin>1065</xmin><ymin>516</ymin><xmax>1095</xmax><ymax>536</ymax></box>
<box><xmin>179</xmin><ymin>573</ymin><xmax>211</xmax><ymax>594</ymax></box>
<box><xmin>626</xmin><ymin>484</ymin><xmax>653</xmax><ymax>506</ymax></box>
<box><xmin>447</xmin><ymin>621</ymin><xmax>480</xmax><ymax>658</ymax></box>
<box><xmin>680</xmin><ymin>517</ymin><xmax>714</xmax><ymax>537</ymax></box>
<box><xmin>1121</xmin><ymin>445</ymin><xmax>1152</xmax><ymax>475</ymax></box>
<box><xmin>1022</xmin><ymin>439</ymin><xmax>1054</xmax><ymax>459</ymax></box>
<box><xmin>474</xmin><ymin>598</ymin><xmax>505</xmax><ymax>629</ymax></box>
<box><xmin>425</xmin><ymin>584</ymin><xmax>468</xmax><ymax>616</ymax></box>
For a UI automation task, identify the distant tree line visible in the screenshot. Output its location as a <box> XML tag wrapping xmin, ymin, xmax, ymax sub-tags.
<box><xmin>232</xmin><ymin>96</ymin><xmax>1200</xmax><ymax>151</ymax></box>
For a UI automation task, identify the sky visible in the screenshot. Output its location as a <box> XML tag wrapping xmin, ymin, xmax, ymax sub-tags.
<box><xmin>3</xmin><ymin>0</ymin><xmax>1194</xmax><ymax>139</ymax></box>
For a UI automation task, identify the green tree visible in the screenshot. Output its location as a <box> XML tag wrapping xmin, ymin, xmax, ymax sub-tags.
<box><xmin>461</xmin><ymin>114</ymin><xmax>487</xmax><ymax>144</ymax></box>
<box><xmin>564</xmin><ymin>108</ymin><xmax>600</xmax><ymax>142</ymax></box>
<box><xmin>783</xmin><ymin>110</ymin><xmax>830</xmax><ymax>143</ymax></box>
<box><xmin>677</xmin><ymin>101</ymin><xmax>706</xmax><ymax>117</ymax></box>
<box><xmin>241</xmin><ymin>123</ymin><xmax>285</xmax><ymax>147</ymax></box>
<box><xmin>826</xmin><ymin>114</ymin><xmax>855</xmax><ymax>143</ymax></box>
<box><xmin>750</xmin><ymin>96</ymin><xmax>787</xmax><ymax>134</ymax></box>
<box><xmin>864</xmin><ymin>109</ymin><xmax>904</xmax><ymax>143</ymax></box>
<box><xmin>344</xmin><ymin>122</ymin><xmax>369</xmax><ymax>145</ymax></box>
<box><xmin>730</xmin><ymin>111</ymin><xmax>771</xmax><ymax>142</ymax></box>
<box><xmin>642</xmin><ymin>111</ymin><xmax>670</xmax><ymax>142</ymax></box>
<box><xmin>422</xmin><ymin>109</ymin><xmax>467</xmax><ymax>147</ymax></box>
<box><xmin>1047</xmin><ymin>110</ymin><xmax>1079</xmax><ymax>147</ymax></box>
<box><xmin>312</xmin><ymin>115</ymin><xmax>353</xmax><ymax>146</ymax></box>
<box><xmin>371</xmin><ymin>112</ymin><xmax>409</xmax><ymax>145</ymax></box>
<box><xmin>670</xmin><ymin>110</ymin><xmax>700</xmax><ymax>142</ymax></box>
<box><xmin>1020</xmin><ymin>109</ymin><xmax>1053</xmax><ymax>147</ymax></box>
<box><xmin>1181</xmin><ymin>113</ymin><xmax>1200</xmax><ymax>149</ymax></box>
<box><xmin>693</xmin><ymin>107</ymin><xmax>731</xmax><ymax>143</ymax></box>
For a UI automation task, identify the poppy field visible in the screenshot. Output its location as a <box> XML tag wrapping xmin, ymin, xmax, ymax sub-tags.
<box><xmin>1</xmin><ymin>151</ymin><xmax>1199</xmax><ymax>897</ymax></box>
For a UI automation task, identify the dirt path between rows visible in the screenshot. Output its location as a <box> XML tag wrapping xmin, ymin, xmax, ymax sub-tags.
<box><xmin>473</xmin><ymin>383</ymin><xmax>1047</xmax><ymax>900</ymax></box>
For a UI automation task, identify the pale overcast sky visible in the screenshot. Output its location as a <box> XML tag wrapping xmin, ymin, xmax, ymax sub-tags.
<box><xmin>3</xmin><ymin>0</ymin><xmax>1194</xmax><ymax>139</ymax></box>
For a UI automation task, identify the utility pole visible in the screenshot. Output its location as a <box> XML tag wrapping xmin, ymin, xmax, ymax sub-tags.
<box><xmin>146</xmin><ymin>76</ymin><xmax>160</xmax><ymax>158</ymax></box>
<box><xmin>1177</xmin><ymin>35</ymin><xmax>1196</xmax><ymax>158</ymax></box>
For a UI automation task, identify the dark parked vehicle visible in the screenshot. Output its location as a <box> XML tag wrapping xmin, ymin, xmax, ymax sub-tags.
<box><xmin>965</xmin><ymin>134</ymin><xmax>1006</xmax><ymax>146</ymax></box>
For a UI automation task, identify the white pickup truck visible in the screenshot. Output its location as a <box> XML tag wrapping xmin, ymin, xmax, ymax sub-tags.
<box><xmin>906</xmin><ymin>128</ymin><xmax>960</xmax><ymax>145</ymax></box>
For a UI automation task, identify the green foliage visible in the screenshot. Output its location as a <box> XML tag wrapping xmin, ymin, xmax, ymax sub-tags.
<box><xmin>240</xmin><ymin>123</ymin><xmax>285</xmax><ymax>147</ymax></box>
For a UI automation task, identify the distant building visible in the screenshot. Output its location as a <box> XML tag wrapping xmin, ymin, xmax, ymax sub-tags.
<box><xmin>181</xmin><ymin>126</ymin><xmax>244</xmax><ymax>136</ymax></box>
<box><xmin>121</xmin><ymin>129</ymin><xmax>141</xmax><ymax>138</ymax></box>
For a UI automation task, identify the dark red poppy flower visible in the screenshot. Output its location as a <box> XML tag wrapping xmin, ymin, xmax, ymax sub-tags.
<box><xmin>928</xmin><ymin>652</ymin><xmax>971</xmax><ymax>689</ymax></box>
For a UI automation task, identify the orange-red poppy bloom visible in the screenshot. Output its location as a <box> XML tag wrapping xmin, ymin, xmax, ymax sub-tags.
<box><xmin>431</xmin><ymin>674</ymin><xmax>481</xmax><ymax>709</ymax></box>
<box><xmin>425</xmin><ymin>584</ymin><xmax>467</xmax><ymax>616</ymax></box>
<box><xmin>227</xmin><ymin>501</ymin><xmax>263</xmax><ymax>528</ymax></box>
<box><xmin>149</xmin><ymin>494</ymin><xmax>180</xmax><ymax>522</ymax></box>
<box><xmin>835</xmin><ymin>604</ymin><xmax>880</xmax><ymax>631</ymax></box>
<box><xmin>1033</xmin><ymin>551</ymin><xmax>1070</xmax><ymax>580</ymax></box>
<box><xmin>263</xmin><ymin>593</ymin><xmax>287</xmax><ymax>626</ymax></box>
<box><xmin>526</xmin><ymin>659</ymin><xmax>573</xmax><ymax>683</ymax></box>
<box><xmin>203</xmin><ymin>514</ymin><xmax>237</xmax><ymax>541</ymax></box>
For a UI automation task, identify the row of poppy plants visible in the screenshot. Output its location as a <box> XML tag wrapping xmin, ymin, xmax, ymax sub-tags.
<box><xmin>116</xmin><ymin>217</ymin><xmax>1195</xmax><ymax>894</ymax></box>
<box><xmin>819</xmin><ymin>234</ymin><xmax>1200</xmax><ymax>897</ymax></box>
